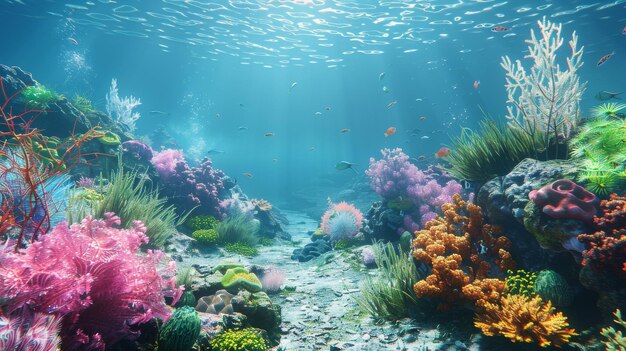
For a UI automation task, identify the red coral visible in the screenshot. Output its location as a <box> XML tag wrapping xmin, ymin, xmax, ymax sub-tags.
<box><xmin>0</xmin><ymin>213</ymin><xmax>182</xmax><ymax>350</ymax></box>
<box><xmin>529</xmin><ymin>179</ymin><xmax>598</xmax><ymax>223</ymax></box>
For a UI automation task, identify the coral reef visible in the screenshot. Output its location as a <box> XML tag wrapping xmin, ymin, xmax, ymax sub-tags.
<box><xmin>157</xmin><ymin>306</ymin><xmax>201</xmax><ymax>351</ymax></box>
<box><xmin>412</xmin><ymin>194</ymin><xmax>515</xmax><ymax>310</ymax></box>
<box><xmin>474</xmin><ymin>294</ymin><xmax>577</xmax><ymax>347</ymax></box>
<box><xmin>504</xmin><ymin>269</ymin><xmax>538</xmax><ymax>297</ymax></box>
<box><xmin>196</xmin><ymin>289</ymin><xmax>235</xmax><ymax>315</ymax></box>
<box><xmin>152</xmin><ymin>149</ymin><xmax>226</xmax><ymax>217</ymax></box>
<box><xmin>210</xmin><ymin>329</ymin><xmax>269</xmax><ymax>351</ymax></box>
<box><xmin>529</xmin><ymin>179</ymin><xmax>598</xmax><ymax>223</ymax></box>
<box><xmin>0</xmin><ymin>213</ymin><xmax>181</xmax><ymax>349</ymax></box>
<box><xmin>105</xmin><ymin>78</ymin><xmax>141</xmax><ymax>133</ymax></box>
<box><xmin>193</xmin><ymin>228</ymin><xmax>219</xmax><ymax>245</ymax></box>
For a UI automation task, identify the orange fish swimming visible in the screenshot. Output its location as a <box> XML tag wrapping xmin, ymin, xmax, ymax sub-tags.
<box><xmin>384</xmin><ymin>127</ymin><xmax>396</xmax><ymax>137</ymax></box>
<box><xmin>340</xmin><ymin>128</ymin><xmax>350</xmax><ymax>133</ymax></box>
<box><xmin>243</xmin><ymin>172</ymin><xmax>253</xmax><ymax>178</ymax></box>
<box><xmin>387</xmin><ymin>101</ymin><xmax>397</xmax><ymax>109</ymax></box>
<box><xmin>435</xmin><ymin>147</ymin><xmax>451</xmax><ymax>158</ymax></box>
<box><xmin>264</xmin><ymin>132</ymin><xmax>274</xmax><ymax>137</ymax></box>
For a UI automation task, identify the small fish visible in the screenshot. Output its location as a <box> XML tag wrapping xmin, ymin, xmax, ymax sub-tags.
<box><xmin>473</xmin><ymin>80</ymin><xmax>480</xmax><ymax>89</ymax></box>
<box><xmin>289</xmin><ymin>82</ymin><xmax>298</xmax><ymax>92</ymax></box>
<box><xmin>419</xmin><ymin>116</ymin><xmax>427</xmax><ymax>121</ymax></box>
<box><xmin>309</xmin><ymin>146</ymin><xmax>315</xmax><ymax>151</ymax></box>
<box><xmin>243</xmin><ymin>172</ymin><xmax>253</xmax><ymax>178</ymax></box>
<box><xmin>491</xmin><ymin>26</ymin><xmax>510</xmax><ymax>32</ymax></box>
<box><xmin>417</xmin><ymin>155</ymin><xmax>426</xmax><ymax>161</ymax></box>
<box><xmin>206</xmin><ymin>149</ymin><xmax>226</xmax><ymax>155</ymax></box>
<box><xmin>595</xmin><ymin>91</ymin><xmax>623</xmax><ymax>101</ymax></box>
<box><xmin>420</xmin><ymin>136</ymin><xmax>430</xmax><ymax>140</ymax></box>
<box><xmin>379</xmin><ymin>72</ymin><xmax>386</xmax><ymax>80</ymax></box>
<box><xmin>325</xmin><ymin>106</ymin><xmax>332</xmax><ymax>111</ymax></box>
<box><xmin>216</xmin><ymin>113</ymin><xmax>221</xmax><ymax>118</ymax></box>
<box><xmin>314</xmin><ymin>112</ymin><xmax>322</xmax><ymax>116</ymax></box>
<box><xmin>406</xmin><ymin>128</ymin><xmax>421</xmax><ymax>136</ymax></box>
<box><xmin>239</xmin><ymin>103</ymin><xmax>245</xmax><ymax>108</ymax></box>
<box><xmin>435</xmin><ymin>147</ymin><xmax>451</xmax><ymax>158</ymax></box>
<box><xmin>384</xmin><ymin>127</ymin><xmax>396</xmax><ymax>137</ymax></box>
<box><xmin>597</xmin><ymin>52</ymin><xmax>615</xmax><ymax>66</ymax></box>
<box><xmin>238</xmin><ymin>126</ymin><xmax>248</xmax><ymax>131</ymax></box>
<box><xmin>264</xmin><ymin>132</ymin><xmax>274</xmax><ymax>137</ymax></box>
<box><xmin>387</xmin><ymin>101</ymin><xmax>397</xmax><ymax>109</ymax></box>
<box><xmin>68</xmin><ymin>37</ymin><xmax>78</xmax><ymax>45</ymax></box>
<box><xmin>415</xmin><ymin>98</ymin><xmax>423</xmax><ymax>102</ymax></box>
<box><xmin>272</xmin><ymin>158</ymin><xmax>278</xmax><ymax>162</ymax></box>
<box><xmin>336</xmin><ymin>161</ymin><xmax>357</xmax><ymax>174</ymax></box>
<box><xmin>382</xmin><ymin>86</ymin><xmax>389</xmax><ymax>93</ymax></box>
<box><xmin>340</xmin><ymin>128</ymin><xmax>350</xmax><ymax>133</ymax></box>
<box><xmin>150</xmin><ymin>110</ymin><xmax>169</xmax><ymax>116</ymax></box>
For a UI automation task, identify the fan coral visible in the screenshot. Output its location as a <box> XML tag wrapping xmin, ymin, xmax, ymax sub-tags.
<box><xmin>0</xmin><ymin>309</ymin><xmax>62</xmax><ymax>351</ymax></box>
<box><xmin>320</xmin><ymin>201</ymin><xmax>363</xmax><ymax>242</ymax></box>
<box><xmin>474</xmin><ymin>294</ymin><xmax>577</xmax><ymax>348</ymax></box>
<box><xmin>413</xmin><ymin>194</ymin><xmax>515</xmax><ymax>310</ymax></box>
<box><xmin>529</xmin><ymin>179</ymin><xmax>598</xmax><ymax>223</ymax></box>
<box><xmin>0</xmin><ymin>213</ymin><xmax>182</xmax><ymax>350</ymax></box>
<box><xmin>152</xmin><ymin>149</ymin><xmax>226</xmax><ymax>217</ymax></box>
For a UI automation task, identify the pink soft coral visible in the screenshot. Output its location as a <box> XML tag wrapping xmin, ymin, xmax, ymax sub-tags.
<box><xmin>0</xmin><ymin>213</ymin><xmax>182</xmax><ymax>351</ymax></box>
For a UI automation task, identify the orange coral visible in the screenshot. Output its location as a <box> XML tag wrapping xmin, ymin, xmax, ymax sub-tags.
<box><xmin>413</xmin><ymin>193</ymin><xmax>515</xmax><ymax>310</ymax></box>
<box><xmin>251</xmin><ymin>199</ymin><xmax>272</xmax><ymax>212</ymax></box>
<box><xmin>474</xmin><ymin>294</ymin><xmax>577</xmax><ymax>348</ymax></box>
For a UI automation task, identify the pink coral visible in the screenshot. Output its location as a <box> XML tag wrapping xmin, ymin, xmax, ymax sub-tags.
<box><xmin>261</xmin><ymin>266</ymin><xmax>286</xmax><ymax>293</ymax></box>
<box><xmin>529</xmin><ymin>179</ymin><xmax>598</xmax><ymax>223</ymax></box>
<box><xmin>152</xmin><ymin>149</ymin><xmax>185</xmax><ymax>182</ymax></box>
<box><xmin>366</xmin><ymin>148</ymin><xmax>429</xmax><ymax>199</ymax></box>
<box><xmin>0</xmin><ymin>309</ymin><xmax>62</xmax><ymax>351</ymax></box>
<box><xmin>0</xmin><ymin>213</ymin><xmax>182</xmax><ymax>350</ymax></box>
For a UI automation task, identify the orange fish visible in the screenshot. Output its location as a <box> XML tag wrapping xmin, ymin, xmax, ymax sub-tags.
<box><xmin>264</xmin><ymin>132</ymin><xmax>274</xmax><ymax>137</ymax></box>
<box><xmin>435</xmin><ymin>147</ymin><xmax>451</xmax><ymax>158</ymax></box>
<box><xmin>243</xmin><ymin>172</ymin><xmax>253</xmax><ymax>178</ymax></box>
<box><xmin>387</xmin><ymin>101</ymin><xmax>397</xmax><ymax>109</ymax></box>
<box><xmin>340</xmin><ymin>128</ymin><xmax>350</xmax><ymax>133</ymax></box>
<box><xmin>384</xmin><ymin>127</ymin><xmax>396</xmax><ymax>137</ymax></box>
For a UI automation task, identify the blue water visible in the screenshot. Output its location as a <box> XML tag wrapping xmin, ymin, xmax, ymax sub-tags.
<box><xmin>1</xmin><ymin>0</ymin><xmax>625</xmax><ymax>203</ymax></box>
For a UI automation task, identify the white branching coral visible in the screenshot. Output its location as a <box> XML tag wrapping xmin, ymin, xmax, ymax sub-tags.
<box><xmin>106</xmin><ymin>78</ymin><xmax>141</xmax><ymax>133</ymax></box>
<box><xmin>501</xmin><ymin>17</ymin><xmax>586</xmax><ymax>150</ymax></box>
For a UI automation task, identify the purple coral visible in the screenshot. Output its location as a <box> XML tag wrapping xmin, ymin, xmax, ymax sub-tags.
<box><xmin>366</xmin><ymin>148</ymin><xmax>463</xmax><ymax>230</ymax></box>
<box><xmin>0</xmin><ymin>213</ymin><xmax>182</xmax><ymax>350</ymax></box>
<box><xmin>529</xmin><ymin>179</ymin><xmax>598</xmax><ymax>223</ymax></box>
<box><xmin>361</xmin><ymin>247</ymin><xmax>376</xmax><ymax>267</ymax></box>
<box><xmin>122</xmin><ymin>140</ymin><xmax>154</xmax><ymax>161</ymax></box>
<box><xmin>152</xmin><ymin>149</ymin><xmax>226</xmax><ymax>217</ymax></box>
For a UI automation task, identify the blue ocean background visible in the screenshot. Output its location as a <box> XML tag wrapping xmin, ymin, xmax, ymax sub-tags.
<box><xmin>1</xmin><ymin>0</ymin><xmax>624</xmax><ymax>208</ymax></box>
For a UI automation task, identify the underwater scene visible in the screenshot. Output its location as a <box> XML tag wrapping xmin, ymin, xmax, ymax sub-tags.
<box><xmin>1</xmin><ymin>0</ymin><xmax>626</xmax><ymax>350</ymax></box>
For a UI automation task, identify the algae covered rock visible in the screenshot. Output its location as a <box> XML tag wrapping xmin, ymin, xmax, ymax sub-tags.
<box><xmin>523</xmin><ymin>200</ymin><xmax>588</xmax><ymax>252</ymax></box>
<box><xmin>231</xmin><ymin>291</ymin><xmax>282</xmax><ymax>346</ymax></box>
<box><xmin>157</xmin><ymin>306</ymin><xmax>201</xmax><ymax>351</ymax></box>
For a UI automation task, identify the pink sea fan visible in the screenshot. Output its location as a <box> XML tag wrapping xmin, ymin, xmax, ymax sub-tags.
<box><xmin>261</xmin><ymin>266</ymin><xmax>286</xmax><ymax>293</ymax></box>
<box><xmin>321</xmin><ymin>202</ymin><xmax>363</xmax><ymax>241</ymax></box>
<box><xmin>0</xmin><ymin>213</ymin><xmax>182</xmax><ymax>350</ymax></box>
<box><xmin>0</xmin><ymin>309</ymin><xmax>62</xmax><ymax>351</ymax></box>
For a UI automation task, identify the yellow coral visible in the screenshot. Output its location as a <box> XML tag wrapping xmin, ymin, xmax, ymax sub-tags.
<box><xmin>474</xmin><ymin>294</ymin><xmax>577</xmax><ymax>348</ymax></box>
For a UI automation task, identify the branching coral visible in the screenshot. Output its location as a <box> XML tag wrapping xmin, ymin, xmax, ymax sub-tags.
<box><xmin>412</xmin><ymin>194</ymin><xmax>515</xmax><ymax>310</ymax></box>
<box><xmin>501</xmin><ymin>17</ymin><xmax>586</xmax><ymax>156</ymax></box>
<box><xmin>474</xmin><ymin>294</ymin><xmax>577</xmax><ymax>348</ymax></box>
<box><xmin>0</xmin><ymin>213</ymin><xmax>182</xmax><ymax>350</ymax></box>
<box><xmin>601</xmin><ymin>309</ymin><xmax>626</xmax><ymax>351</ymax></box>
<box><xmin>105</xmin><ymin>78</ymin><xmax>141</xmax><ymax>133</ymax></box>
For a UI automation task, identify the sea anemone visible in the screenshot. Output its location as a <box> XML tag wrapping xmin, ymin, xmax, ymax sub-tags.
<box><xmin>320</xmin><ymin>202</ymin><xmax>363</xmax><ymax>242</ymax></box>
<box><xmin>591</xmin><ymin>102</ymin><xmax>626</xmax><ymax>118</ymax></box>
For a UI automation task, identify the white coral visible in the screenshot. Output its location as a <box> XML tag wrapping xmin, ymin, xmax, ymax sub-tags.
<box><xmin>501</xmin><ymin>17</ymin><xmax>586</xmax><ymax>147</ymax></box>
<box><xmin>106</xmin><ymin>78</ymin><xmax>141</xmax><ymax>133</ymax></box>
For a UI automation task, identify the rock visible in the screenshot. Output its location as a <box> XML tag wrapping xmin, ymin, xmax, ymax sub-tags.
<box><xmin>195</xmin><ymin>311</ymin><xmax>247</xmax><ymax>349</ymax></box>
<box><xmin>291</xmin><ymin>238</ymin><xmax>332</xmax><ymax>262</ymax></box>
<box><xmin>191</xmin><ymin>270</ymin><xmax>224</xmax><ymax>299</ymax></box>
<box><xmin>523</xmin><ymin>200</ymin><xmax>589</xmax><ymax>252</ymax></box>
<box><xmin>362</xmin><ymin>333</ymin><xmax>371</xmax><ymax>341</ymax></box>
<box><xmin>362</xmin><ymin>201</ymin><xmax>403</xmax><ymax>241</ymax></box>
<box><xmin>231</xmin><ymin>290</ymin><xmax>282</xmax><ymax>346</ymax></box>
<box><xmin>477</xmin><ymin>158</ymin><xmax>581</xmax><ymax>225</ymax></box>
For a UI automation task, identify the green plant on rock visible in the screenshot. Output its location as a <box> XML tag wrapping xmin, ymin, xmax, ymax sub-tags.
<box><xmin>504</xmin><ymin>269</ymin><xmax>538</xmax><ymax>297</ymax></box>
<box><xmin>192</xmin><ymin>229</ymin><xmax>218</xmax><ymax>246</ymax></box>
<box><xmin>210</xmin><ymin>329</ymin><xmax>269</xmax><ymax>351</ymax></box>
<box><xmin>533</xmin><ymin>270</ymin><xmax>572</xmax><ymax>307</ymax></box>
<box><xmin>72</xmin><ymin>95</ymin><xmax>96</xmax><ymax>115</ymax></box>
<box><xmin>221</xmin><ymin>267</ymin><xmax>263</xmax><ymax>292</ymax></box>
<box><xmin>216</xmin><ymin>215</ymin><xmax>259</xmax><ymax>246</ymax></box>
<box><xmin>224</xmin><ymin>242</ymin><xmax>259</xmax><ymax>257</ymax></box>
<box><xmin>96</xmin><ymin>130</ymin><xmax>121</xmax><ymax>146</ymax></box>
<box><xmin>334</xmin><ymin>237</ymin><xmax>364</xmax><ymax>250</ymax></box>
<box><xmin>592</xmin><ymin>102</ymin><xmax>626</xmax><ymax>119</ymax></box>
<box><xmin>601</xmin><ymin>309</ymin><xmax>626</xmax><ymax>351</ymax></box>
<box><xmin>83</xmin><ymin>164</ymin><xmax>184</xmax><ymax>247</ymax></box>
<box><xmin>447</xmin><ymin>119</ymin><xmax>543</xmax><ymax>182</ymax></box>
<box><xmin>570</xmin><ymin>117</ymin><xmax>626</xmax><ymax>196</ymax></box>
<box><xmin>20</xmin><ymin>83</ymin><xmax>61</xmax><ymax>109</ymax></box>
<box><xmin>186</xmin><ymin>215</ymin><xmax>220</xmax><ymax>230</ymax></box>
<box><xmin>356</xmin><ymin>242</ymin><xmax>425</xmax><ymax>322</ymax></box>
<box><xmin>175</xmin><ymin>267</ymin><xmax>197</xmax><ymax>308</ymax></box>
<box><xmin>157</xmin><ymin>306</ymin><xmax>201</xmax><ymax>351</ymax></box>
